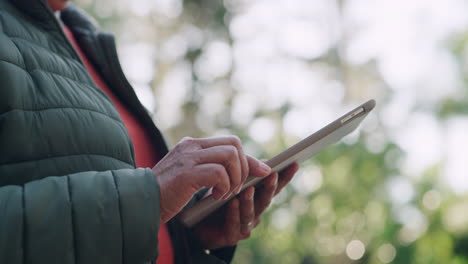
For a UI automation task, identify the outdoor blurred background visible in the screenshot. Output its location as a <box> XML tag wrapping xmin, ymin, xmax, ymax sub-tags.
<box><xmin>74</xmin><ymin>0</ymin><xmax>468</xmax><ymax>263</ymax></box>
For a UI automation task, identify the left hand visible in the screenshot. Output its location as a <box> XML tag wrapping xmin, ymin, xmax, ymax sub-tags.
<box><xmin>192</xmin><ymin>162</ymin><xmax>299</xmax><ymax>250</ymax></box>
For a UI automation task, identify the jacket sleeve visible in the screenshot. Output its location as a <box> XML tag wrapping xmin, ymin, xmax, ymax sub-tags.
<box><xmin>0</xmin><ymin>168</ymin><xmax>160</xmax><ymax>264</ymax></box>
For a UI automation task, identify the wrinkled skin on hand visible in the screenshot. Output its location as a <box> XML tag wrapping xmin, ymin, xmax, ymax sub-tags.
<box><xmin>153</xmin><ymin>136</ymin><xmax>272</xmax><ymax>223</ymax></box>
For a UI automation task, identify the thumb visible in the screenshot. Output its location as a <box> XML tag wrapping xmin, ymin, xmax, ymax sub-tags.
<box><xmin>247</xmin><ymin>155</ymin><xmax>271</xmax><ymax>178</ymax></box>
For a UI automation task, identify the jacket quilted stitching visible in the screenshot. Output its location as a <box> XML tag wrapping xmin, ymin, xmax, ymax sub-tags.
<box><xmin>0</xmin><ymin>0</ymin><xmax>235</xmax><ymax>263</ymax></box>
<box><xmin>0</xmin><ymin>0</ymin><xmax>160</xmax><ymax>263</ymax></box>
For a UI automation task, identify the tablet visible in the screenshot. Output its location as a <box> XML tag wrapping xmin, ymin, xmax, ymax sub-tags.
<box><xmin>178</xmin><ymin>99</ymin><xmax>376</xmax><ymax>227</ymax></box>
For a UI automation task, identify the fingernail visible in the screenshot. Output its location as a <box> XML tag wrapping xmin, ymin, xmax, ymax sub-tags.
<box><xmin>259</xmin><ymin>162</ymin><xmax>271</xmax><ymax>175</ymax></box>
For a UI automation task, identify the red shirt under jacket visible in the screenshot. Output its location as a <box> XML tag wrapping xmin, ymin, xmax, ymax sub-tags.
<box><xmin>63</xmin><ymin>26</ymin><xmax>175</xmax><ymax>264</ymax></box>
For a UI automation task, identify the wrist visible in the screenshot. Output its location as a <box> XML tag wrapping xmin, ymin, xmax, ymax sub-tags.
<box><xmin>153</xmin><ymin>168</ymin><xmax>170</xmax><ymax>223</ymax></box>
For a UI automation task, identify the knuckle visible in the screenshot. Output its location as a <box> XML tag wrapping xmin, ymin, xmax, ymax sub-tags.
<box><xmin>181</xmin><ymin>137</ymin><xmax>197</xmax><ymax>146</ymax></box>
<box><xmin>214</xmin><ymin>168</ymin><xmax>230</xmax><ymax>190</ymax></box>
<box><xmin>173</xmin><ymin>142</ymin><xmax>183</xmax><ymax>151</ymax></box>
<box><xmin>212</xmin><ymin>165</ymin><xmax>225</xmax><ymax>177</ymax></box>
<box><xmin>226</xmin><ymin>145</ymin><xmax>238</xmax><ymax>157</ymax></box>
<box><xmin>188</xmin><ymin>151</ymin><xmax>200</xmax><ymax>162</ymax></box>
<box><xmin>229</xmin><ymin>135</ymin><xmax>241</xmax><ymax>145</ymax></box>
<box><xmin>241</xmin><ymin>215</ymin><xmax>252</xmax><ymax>223</ymax></box>
<box><xmin>248</xmin><ymin>213</ymin><xmax>255</xmax><ymax>221</ymax></box>
<box><xmin>181</xmin><ymin>136</ymin><xmax>193</xmax><ymax>143</ymax></box>
<box><xmin>184</xmin><ymin>153</ymin><xmax>198</xmax><ymax>166</ymax></box>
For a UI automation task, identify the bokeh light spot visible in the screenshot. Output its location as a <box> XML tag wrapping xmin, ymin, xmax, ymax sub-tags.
<box><xmin>346</xmin><ymin>240</ymin><xmax>365</xmax><ymax>260</ymax></box>
<box><xmin>377</xmin><ymin>243</ymin><xmax>397</xmax><ymax>263</ymax></box>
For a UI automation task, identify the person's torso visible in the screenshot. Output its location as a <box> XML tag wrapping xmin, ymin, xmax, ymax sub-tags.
<box><xmin>0</xmin><ymin>0</ymin><xmax>136</xmax><ymax>185</ymax></box>
<box><xmin>0</xmin><ymin>2</ymin><xmax>223</xmax><ymax>263</ymax></box>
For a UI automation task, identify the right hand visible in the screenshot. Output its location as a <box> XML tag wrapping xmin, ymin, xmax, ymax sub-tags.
<box><xmin>152</xmin><ymin>136</ymin><xmax>272</xmax><ymax>223</ymax></box>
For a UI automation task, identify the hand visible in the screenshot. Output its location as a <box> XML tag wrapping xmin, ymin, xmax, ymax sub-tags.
<box><xmin>192</xmin><ymin>162</ymin><xmax>299</xmax><ymax>250</ymax></box>
<box><xmin>152</xmin><ymin>136</ymin><xmax>271</xmax><ymax>223</ymax></box>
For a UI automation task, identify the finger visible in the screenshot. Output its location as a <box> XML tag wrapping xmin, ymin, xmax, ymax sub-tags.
<box><xmin>254</xmin><ymin>173</ymin><xmax>278</xmax><ymax>218</ymax></box>
<box><xmin>194</xmin><ymin>146</ymin><xmax>242</xmax><ymax>197</ymax></box>
<box><xmin>224</xmin><ymin>198</ymin><xmax>241</xmax><ymax>246</ymax></box>
<box><xmin>275</xmin><ymin>162</ymin><xmax>299</xmax><ymax>195</ymax></box>
<box><xmin>192</xmin><ymin>163</ymin><xmax>230</xmax><ymax>200</ymax></box>
<box><xmin>239</xmin><ymin>187</ymin><xmax>255</xmax><ymax>236</ymax></box>
<box><xmin>197</xmin><ymin>136</ymin><xmax>249</xmax><ymax>192</ymax></box>
<box><xmin>247</xmin><ymin>155</ymin><xmax>271</xmax><ymax>178</ymax></box>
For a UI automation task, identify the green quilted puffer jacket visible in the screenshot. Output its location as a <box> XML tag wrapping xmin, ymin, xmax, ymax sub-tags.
<box><xmin>0</xmin><ymin>0</ymin><xmax>235</xmax><ymax>263</ymax></box>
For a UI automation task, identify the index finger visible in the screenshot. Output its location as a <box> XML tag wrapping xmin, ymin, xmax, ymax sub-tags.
<box><xmin>197</xmin><ymin>136</ymin><xmax>249</xmax><ymax>192</ymax></box>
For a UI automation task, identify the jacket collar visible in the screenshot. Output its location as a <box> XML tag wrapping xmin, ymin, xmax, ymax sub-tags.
<box><xmin>9</xmin><ymin>0</ymin><xmax>95</xmax><ymax>33</ymax></box>
<box><xmin>10</xmin><ymin>0</ymin><xmax>59</xmax><ymax>30</ymax></box>
<box><xmin>61</xmin><ymin>3</ymin><xmax>98</xmax><ymax>34</ymax></box>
